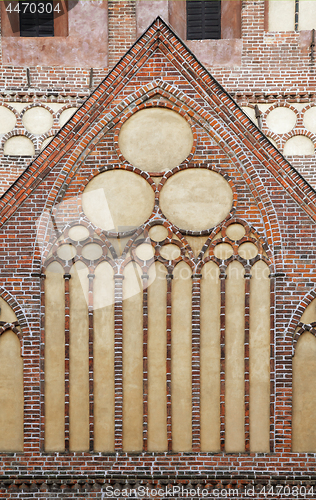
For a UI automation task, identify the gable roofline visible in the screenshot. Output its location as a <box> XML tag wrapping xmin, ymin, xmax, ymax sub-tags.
<box><xmin>0</xmin><ymin>16</ymin><xmax>316</xmax><ymax>227</ymax></box>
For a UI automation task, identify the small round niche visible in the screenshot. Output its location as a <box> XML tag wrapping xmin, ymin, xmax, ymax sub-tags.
<box><xmin>82</xmin><ymin>170</ymin><xmax>155</xmax><ymax>232</ymax></box>
<box><xmin>57</xmin><ymin>244</ymin><xmax>76</xmax><ymax>260</ymax></box>
<box><xmin>118</xmin><ymin>108</ymin><xmax>193</xmax><ymax>172</ymax></box>
<box><xmin>214</xmin><ymin>243</ymin><xmax>233</xmax><ymax>260</ymax></box>
<box><xmin>149</xmin><ymin>225</ymin><xmax>168</xmax><ymax>242</ymax></box>
<box><xmin>226</xmin><ymin>224</ymin><xmax>245</xmax><ymax>241</ymax></box>
<box><xmin>238</xmin><ymin>242</ymin><xmax>258</xmax><ymax>260</ymax></box>
<box><xmin>68</xmin><ymin>225</ymin><xmax>90</xmax><ymax>241</ymax></box>
<box><xmin>135</xmin><ymin>243</ymin><xmax>155</xmax><ymax>261</ymax></box>
<box><xmin>22</xmin><ymin>106</ymin><xmax>53</xmax><ymax>135</ymax></box>
<box><xmin>160</xmin><ymin>169</ymin><xmax>233</xmax><ymax>232</ymax></box>
<box><xmin>82</xmin><ymin>243</ymin><xmax>103</xmax><ymax>261</ymax></box>
<box><xmin>160</xmin><ymin>244</ymin><xmax>181</xmax><ymax>261</ymax></box>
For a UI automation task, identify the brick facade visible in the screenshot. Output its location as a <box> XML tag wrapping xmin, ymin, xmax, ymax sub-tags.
<box><xmin>1</xmin><ymin>3</ymin><xmax>316</xmax><ymax>499</ymax></box>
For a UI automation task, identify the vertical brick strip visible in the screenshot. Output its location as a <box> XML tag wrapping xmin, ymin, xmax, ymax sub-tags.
<box><xmin>64</xmin><ymin>273</ymin><xmax>71</xmax><ymax>452</ymax></box>
<box><xmin>270</xmin><ymin>274</ymin><xmax>275</xmax><ymax>453</ymax></box>
<box><xmin>191</xmin><ymin>273</ymin><xmax>201</xmax><ymax>452</ymax></box>
<box><xmin>114</xmin><ymin>274</ymin><xmax>124</xmax><ymax>450</ymax></box>
<box><xmin>244</xmin><ymin>270</ymin><xmax>251</xmax><ymax>452</ymax></box>
<box><xmin>142</xmin><ymin>273</ymin><xmax>149</xmax><ymax>452</ymax></box>
<box><xmin>166</xmin><ymin>274</ymin><xmax>173</xmax><ymax>452</ymax></box>
<box><xmin>88</xmin><ymin>273</ymin><xmax>95</xmax><ymax>452</ymax></box>
<box><xmin>219</xmin><ymin>267</ymin><xmax>226</xmax><ymax>452</ymax></box>
<box><xmin>40</xmin><ymin>273</ymin><xmax>46</xmax><ymax>452</ymax></box>
<box><xmin>108</xmin><ymin>0</ymin><xmax>136</xmax><ymax>68</ymax></box>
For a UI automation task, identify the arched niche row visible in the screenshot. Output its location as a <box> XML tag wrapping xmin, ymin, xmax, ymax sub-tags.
<box><xmin>0</xmin><ymin>297</ymin><xmax>23</xmax><ymax>452</ymax></box>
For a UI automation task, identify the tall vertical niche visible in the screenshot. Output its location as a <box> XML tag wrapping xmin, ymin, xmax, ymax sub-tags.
<box><xmin>0</xmin><ymin>298</ymin><xmax>23</xmax><ymax>452</ymax></box>
<box><xmin>293</xmin><ymin>332</ymin><xmax>316</xmax><ymax>452</ymax></box>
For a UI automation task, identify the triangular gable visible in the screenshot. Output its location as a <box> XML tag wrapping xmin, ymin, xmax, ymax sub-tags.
<box><xmin>1</xmin><ymin>16</ymin><xmax>316</xmax><ymax>230</ymax></box>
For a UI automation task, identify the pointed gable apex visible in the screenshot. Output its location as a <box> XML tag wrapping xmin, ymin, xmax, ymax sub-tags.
<box><xmin>0</xmin><ymin>16</ymin><xmax>316</xmax><ymax>227</ymax></box>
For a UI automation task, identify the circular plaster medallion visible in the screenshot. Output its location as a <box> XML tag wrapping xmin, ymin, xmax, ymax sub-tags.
<box><xmin>149</xmin><ymin>225</ymin><xmax>168</xmax><ymax>242</ymax></box>
<box><xmin>266</xmin><ymin>107</ymin><xmax>296</xmax><ymax>134</ymax></box>
<box><xmin>82</xmin><ymin>170</ymin><xmax>155</xmax><ymax>232</ymax></box>
<box><xmin>118</xmin><ymin>108</ymin><xmax>194</xmax><ymax>172</ymax></box>
<box><xmin>159</xmin><ymin>169</ymin><xmax>233</xmax><ymax>232</ymax></box>
<box><xmin>23</xmin><ymin>106</ymin><xmax>53</xmax><ymax>135</ymax></box>
<box><xmin>135</xmin><ymin>243</ymin><xmax>155</xmax><ymax>261</ymax></box>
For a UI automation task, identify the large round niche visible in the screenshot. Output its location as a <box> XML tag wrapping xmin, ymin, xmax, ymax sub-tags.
<box><xmin>82</xmin><ymin>170</ymin><xmax>155</xmax><ymax>232</ymax></box>
<box><xmin>118</xmin><ymin>108</ymin><xmax>193</xmax><ymax>172</ymax></box>
<box><xmin>160</xmin><ymin>169</ymin><xmax>233</xmax><ymax>232</ymax></box>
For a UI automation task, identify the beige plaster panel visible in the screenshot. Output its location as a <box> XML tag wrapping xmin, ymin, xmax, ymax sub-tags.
<box><xmin>225</xmin><ymin>262</ymin><xmax>245</xmax><ymax>452</ymax></box>
<box><xmin>266</xmin><ymin>107</ymin><xmax>296</xmax><ymax>134</ymax></box>
<box><xmin>301</xmin><ymin>298</ymin><xmax>316</xmax><ymax>324</ymax></box>
<box><xmin>268</xmin><ymin>1</ymin><xmax>295</xmax><ymax>31</ymax></box>
<box><xmin>304</xmin><ymin>107</ymin><xmax>316</xmax><ymax>133</ymax></box>
<box><xmin>293</xmin><ymin>332</ymin><xmax>316</xmax><ymax>452</ymax></box>
<box><xmin>241</xmin><ymin>106</ymin><xmax>256</xmax><ymax>124</ymax></box>
<box><xmin>160</xmin><ymin>169</ymin><xmax>233</xmax><ymax>232</ymax></box>
<box><xmin>94</xmin><ymin>262</ymin><xmax>115</xmax><ymax>452</ymax></box>
<box><xmin>0</xmin><ymin>330</ymin><xmax>23</xmax><ymax>451</ymax></box>
<box><xmin>0</xmin><ymin>297</ymin><xmax>17</xmax><ymax>323</ymax></box>
<box><xmin>147</xmin><ymin>263</ymin><xmax>168</xmax><ymax>452</ymax></box>
<box><xmin>2</xmin><ymin>1</ymin><xmax>108</xmax><ymax>67</ymax></box>
<box><xmin>108</xmin><ymin>236</ymin><xmax>130</xmax><ymax>258</ymax></box>
<box><xmin>118</xmin><ymin>108</ymin><xmax>193</xmax><ymax>172</ymax></box>
<box><xmin>226</xmin><ymin>223</ymin><xmax>245</xmax><ymax>241</ymax></box>
<box><xmin>22</xmin><ymin>107</ymin><xmax>53</xmax><ymax>135</ymax></box>
<box><xmin>149</xmin><ymin>225</ymin><xmax>168</xmax><ymax>242</ymax></box>
<box><xmin>4</xmin><ymin>136</ymin><xmax>35</xmax><ymax>156</ymax></box>
<box><xmin>249</xmin><ymin>261</ymin><xmax>270</xmax><ymax>453</ymax></box>
<box><xmin>69</xmin><ymin>262</ymin><xmax>89</xmax><ymax>452</ymax></box>
<box><xmin>200</xmin><ymin>262</ymin><xmax>221</xmax><ymax>452</ymax></box>
<box><xmin>136</xmin><ymin>1</ymin><xmax>168</xmax><ymax>37</ymax></box>
<box><xmin>299</xmin><ymin>1</ymin><xmax>316</xmax><ymax>30</ymax></box>
<box><xmin>283</xmin><ymin>135</ymin><xmax>315</xmax><ymax>155</ymax></box>
<box><xmin>82</xmin><ymin>170</ymin><xmax>155</xmax><ymax>232</ymax></box>
<box><xmin>186</xmin><ymin>39</ymin><xmax>242</xmax><ymax>67</ymax></box>
<box><xmin>59</xmin><ymin>107</ymin><xmax>78</xmax><ymax>127</ymax></box>
<box><xmin>172</xmin><ymin>262</ymin><xmax>192</xmax><ymax>452</ymax></box>
<box><xmin>57</xmin><ymin>244</ymin><xmax>76</xmax><ymax>260</ymax></box>
<box><xmin>123</xmin><ymin>262</ymin><xmax>143</xmax><ymax>452</ymax></box>
<box><xmin>185</xmin><ymin>236</ymin><xmax>209</xmax><ymax>258</ymax></box>
<box><xmin>0</xmin><ymin>106</ymin><xmax>16</xmax><ymax>134</ymax></box>
<box><xmin>41</xmin><ymin>137</ymin><xmax>54</xmax><ymax>151</ymax></box>
<box><xmin>45</xmin><ymin>263</ymin><xmax>65</xmax><ymax>452</ymax></box>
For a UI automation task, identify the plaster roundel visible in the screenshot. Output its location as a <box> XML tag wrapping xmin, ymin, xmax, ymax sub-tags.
<box><xmin>82</xmin><ymin>170</ymin><xmax>155</xmax><ymax>233</ymax></box>
<box><xmin>118</xmin><ymin>108</ymin><xmax>194</xmax><ymax>172</ymax></box>
<box><xmin>159</xmin><ymin>169</ymin><xmax>233</xmax><ymax>232</ymax></box>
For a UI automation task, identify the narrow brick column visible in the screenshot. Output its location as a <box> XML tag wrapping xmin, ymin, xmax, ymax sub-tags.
<box><xmin>88</xmin><ymin>273</ymin><xmax>95</xmax><ymax>452</ymax></box>
<box><xmin>39</xmin><ymin>273</ymin><xmax>46</xmax><ymax>452</ymax></box>
<box><xmin>114</xmin><ymin>274</ymin><xmax>124</xmax><ymax>450</ymax></box>
<box><xmin>108</xmin><ymin>1</ymin><xmax>137</xmax><ymax>68</ymax></box>
<box><xmin>142</xmin><ymin>272</ymin><xmax>149</xmax><ymax>452</ymax></box>
<box><xmin>63</xmin><ymin>273</ymin><xmax>71</xmax><ymax>452</ymax></box>
<box><xmin>244</xmin><ymin>269</ymin><xmax>251</xmax><ymax>452</ymax></box>
<box><xmin>219</xmin><ymin>267</ymin><xmax>226</xmax><ymax>451</ymax></box>
<box><xmin>191</xmin><ymin>273</ymin><xmax>202</xmax><ymax>452</ymax></box>
<box><xmin>166</xmin><ymin>273</ymin><xmax>173</xmax><ymax>452</ymax></box>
